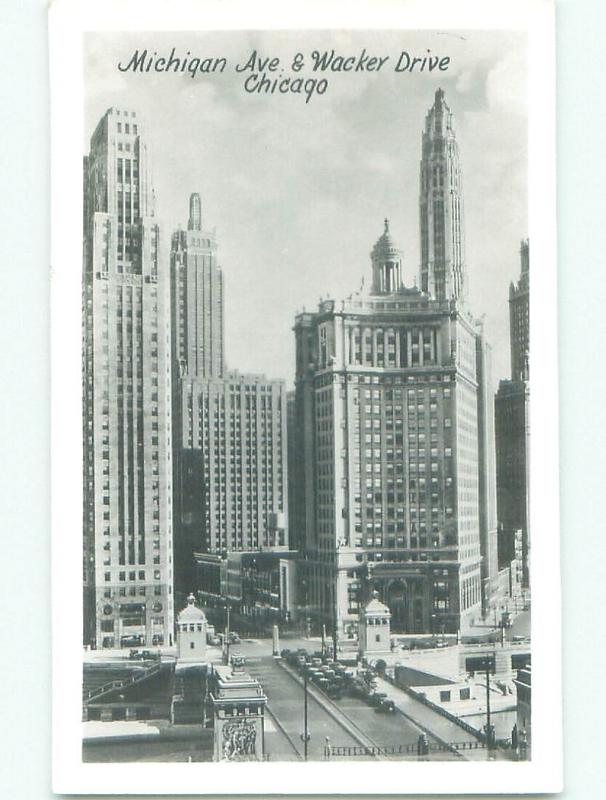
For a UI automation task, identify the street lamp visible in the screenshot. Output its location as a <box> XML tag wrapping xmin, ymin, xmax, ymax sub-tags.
<box><xmin>250</xmin><ymin>557</ymin><xmax>257</xmax><ymax>620</ymax></box>
<box><xmin>300</xmin><ymin>668</ymin><xmax>310</xmax><ymax>760</ymax></box>
<box><xmin>223</xmin><ymin>595</ymin><xmax>231</xmax><ymax>665</ymax></box>
<box><xmin>332</xmin><ymin>541</ymin><xmax>344</xmax><ymax>663</ymax></box>
<box><xmin>480</xmin><ymin>655</ymin><xmax>496</xmax><ymax>757</ymax></box>
<box><xmin>332</xmin><ymin>582</ymin><xmax>338</xmax><ymax>663</ymax></box>
<box><xmin>300</xmin><ymin>576</ymin><xmax>311</xmax><ymax>638</ymax></box>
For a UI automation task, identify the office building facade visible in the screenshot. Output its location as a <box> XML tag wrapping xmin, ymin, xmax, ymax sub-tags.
<box><xmin>496</xmin><ymin>241</ymin><xmax>530</xmax><ymax>586</ymax></box>
<box><xmin>292</xmin><ymin>91</ymin><xmax>496</xmax><ymax>638</ymax></box>
<box><xmin>83</xmin><ymin>108</ymin><xmax>174</xmax><ymax>649</ymax></box>
<box><xmin>170</xmin><ymin>196</ymin><xmax>291</xmax><ymax>613</ymax></box>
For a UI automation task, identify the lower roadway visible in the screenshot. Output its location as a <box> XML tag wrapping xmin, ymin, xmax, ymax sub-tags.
<box><xmin>247</xmin><ymin>657</ymin><xmax>360</xmax><ymax>760</ymax></box>
<box><xmin>247</xmin><ymin>656</ymin><xmax>457</xmax><ymax>761</ymax></box>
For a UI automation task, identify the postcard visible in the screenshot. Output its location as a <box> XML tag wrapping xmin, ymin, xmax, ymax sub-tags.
<box><xmin>50</xmin><ymin>0</ymin><xmax>560</xmax><ymax>793</ymax></box>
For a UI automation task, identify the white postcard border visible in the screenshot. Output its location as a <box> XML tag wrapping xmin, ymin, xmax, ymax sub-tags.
<box><xmin>50</xmin><ymin>0</ymin><xmax>560</xmax><ymax>794</ymax></box>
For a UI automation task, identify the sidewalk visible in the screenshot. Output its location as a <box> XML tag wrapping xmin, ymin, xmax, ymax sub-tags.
<box><xmin>374</xmin><ymin>676</ymin><xmax>513</xmax><ymax>762</ymax></box>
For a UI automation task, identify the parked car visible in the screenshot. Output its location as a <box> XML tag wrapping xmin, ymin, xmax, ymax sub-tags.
<box><xmin>208</xmin><ymin>634</ymin><xmax>221</xmax><ymax>646</ymax></box>
<box><xmin>139</xmin><ymin>649</ymin><xmax>160</xmax><ymax>661</ymax></box>
<box><xmin>121</xmin><ymin>635</ymin><xmax>144</xmax><ymax>648</ymax></box>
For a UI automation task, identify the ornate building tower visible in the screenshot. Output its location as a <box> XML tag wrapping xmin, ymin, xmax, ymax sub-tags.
<box><xmin>509</xmin><ymin>239</ymin><xmax>530</xmax><ymax>382</ymax></box>
<box><xmin>170</xmin><ymin>195</ymin><xmax>291</xmax><ymax>614</ymax></box>
<box><xmin>293</xmin><ymin>220</ymin><xmax>488</xmax><ymax>640</ymax></box>
<box><xmin>170</xmin><ymin>192</ymin><xmax>224</xmax><ymax>382</ymax></box>
<box><xmin>419</xmin><ymin>89</ymin><xmax>465</xmax><ymax>302</ymax></box>
<box><xmin>83</xmin><ymin>108</ymin><xmax>174</xmax><ymax>649</ymax></box>
<box><xmin>371</xmin><ymin>219</ymin><xmax>404</xmax><ymax>294</ymax></box>
<box><xmin>292</xmin><ymin>91</ymin><xmax>498</xmax><ymax>640</ymax></box>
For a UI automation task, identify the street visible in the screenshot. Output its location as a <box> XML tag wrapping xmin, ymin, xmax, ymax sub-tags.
<box><xmin>246</xmin><ymin>655</ymin><xmax>360</xmax><ymax>760</ymax></box>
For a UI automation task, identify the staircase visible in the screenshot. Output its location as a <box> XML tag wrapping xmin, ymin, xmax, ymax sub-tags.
<box><xmin>84</xmin><ymin>663</ymin><xmax>165</xmax><ymax>705</ymax></box>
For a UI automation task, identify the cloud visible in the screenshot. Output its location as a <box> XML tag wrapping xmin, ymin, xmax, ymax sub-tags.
<box><xmin>456</xmin><ymin>69</ymin><xmax>474</xmax><ymax>93</ymax></box>
<box><xmin>485</xmin><ymin>50</ymin><xmax>527</xmax><ymax>114</ymax></box>
<box><xmin>85</xmin><ymin>29</ymin><xmax>528</xmax><ymax>386</ymax></box>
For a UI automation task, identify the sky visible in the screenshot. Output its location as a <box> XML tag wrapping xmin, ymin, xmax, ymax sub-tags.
<box><xmin>85</xmin><ymin>30</ymin><xmax>527</xmax><ymax>389</ymax></box>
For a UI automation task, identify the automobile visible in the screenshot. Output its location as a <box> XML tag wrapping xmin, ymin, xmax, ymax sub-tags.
<box><xmin>207</xmin><ymin>634</ymin><xmax>221</xmax><ymax>646</ymax></box>
<box><xmin>140</xmin><ymin>649</ymin><xmax>160</xmax><ymax>661</ymax></box>
<box><xmin>129</xmin><ymin>648</ymin><xmax>141</xmax><ymax>660</ymax></box>
<box><xmin>511</xmin><ymin>634</ymin><xmax>526</xmax><ymax>643</ymax></box>
<box><xmin>349</xmin><ymin>680</ymin><xmax>371</xmax><ymax>699</ymax></box>
<box><xmin>286</xmin><ymin>651</ymin><xmax>300</xmax><ymax>665</ymax></box>
<box><xmin>227</xmin><ymin>632</ymin><xmax>241</xmax><ymax>644</ymax></box>
<box><xmin>280</xmin><ymin>648</ymin><xmax>292</xmax><ymax>658</ymax></box>
<box><xmin>375</xmin><ymin>699</ymin><xmax>396</xmax><ymax>713</ymax></box>
<box><xmin>121</xmin><ymin>635</ymin><xmax>144</xmax><ymax>648</ymax></box>
<box><xmin>368</xmin><ymin>692</ymin><xmax>388</xmax><ymax>707</ymax></box>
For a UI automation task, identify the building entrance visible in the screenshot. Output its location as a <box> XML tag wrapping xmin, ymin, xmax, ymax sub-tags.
<box><xmin>386</xmin><ymin>580</ymin><xmax>408</xmax><ymax>632</ymax></box>
<box><xmin>383</xmin><ymin>579</ymin><xmax>426</xmax><ymax>633</ymax></box>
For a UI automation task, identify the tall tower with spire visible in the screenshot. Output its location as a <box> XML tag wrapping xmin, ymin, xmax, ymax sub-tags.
<box><xmin>419</xmin><ymin>88</ymin><xmax>465</xmax><ymax>302</ymax></box>
<box><xmin>509</xmin><ymin>239</ymin><xmax>530</xmax><ymax>382</ymax></box>
<box><xmin>170</xmin><ymin>193</ymin><xmax>224</xmax><ymax>381</ymax></box>
<box><xmin>170</xmin><ymin>194</ymin><xmax>290</xmax><ymax>608</ymax></box>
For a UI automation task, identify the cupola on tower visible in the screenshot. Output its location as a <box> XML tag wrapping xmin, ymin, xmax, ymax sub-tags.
<box><xmin>371</xmin><ymin>219</ymin><xmax>404</xmax><ymax>295</ymax></box>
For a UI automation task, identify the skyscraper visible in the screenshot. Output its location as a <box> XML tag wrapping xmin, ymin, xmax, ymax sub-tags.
<box><xmin>170</xmin><ymin>195</ymin><xmax>291</xmax><ymax>614</ymax></box>
<box><xmin>419</xmin><ymin>88</ymin><xmax>465</xmax><ymax>302</ymax></box>
<box><xmin>509</xmin><ymin>239</ymin><xmax>530</xmax><ymax>382</ymax></box>
<box><xmin>83</xmin><ymin>108</ymin><xmax>174</xmax><ymax>649</ymax></box>
<box><xmin>291</xmin><ymin>91</ymin><xmax>496</xmax><ymax>639</ymax></box>
<box><xmin>495</xmin><ymin>241</ymin><xmax>530</xmax><ymax>587</ymax></box>
<box><xmin>171</xmin><ymin>193</ymin><xmax>224</xmax><ymax>383</ymax></box>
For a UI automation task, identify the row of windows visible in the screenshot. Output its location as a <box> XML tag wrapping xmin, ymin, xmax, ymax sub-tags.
<box><xmin>104</xmin><ymin>569</ymin><xmax>164</xmax><ymax>582</ymax></box>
